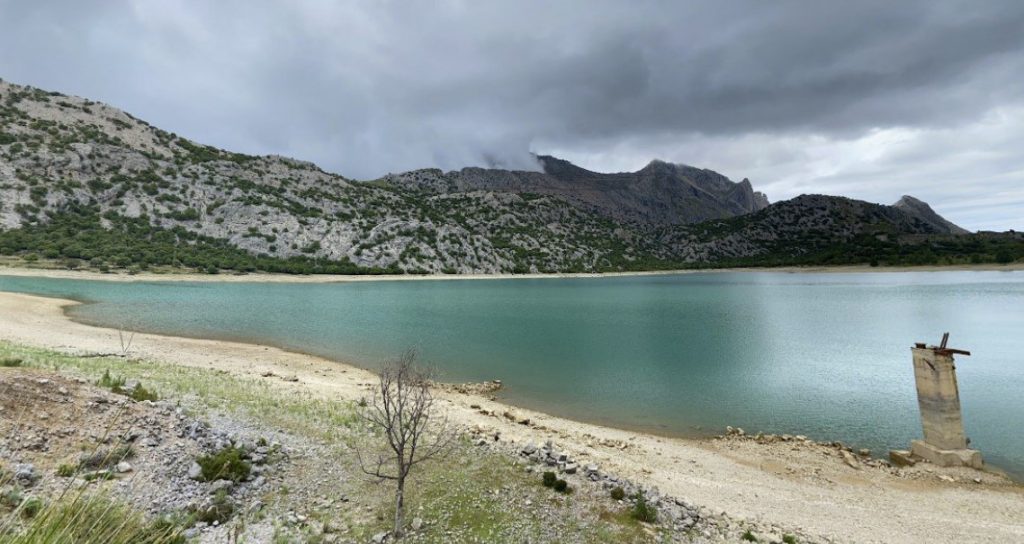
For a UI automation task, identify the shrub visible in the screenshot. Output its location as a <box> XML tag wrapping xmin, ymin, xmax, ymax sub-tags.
<box><xmin>130</xmin><ymin>383</ymin><xmax>159</xmax><ymax>402</ymax></box>
<box><xmin>631</xmin><ymin>493</ymin><xmax>658</xmax><ymax>523</ymax></box>
<box><xmin>783</xmin><ymin>535</ymin><xmax>797</xmax><ymax>544</ymax></box>
<box><xmin>82</xmin><ymin>470</ymin><xmax>115</xmax><ymax>482</ymax></box>
<box><xmin>194</xmin><ymin>489</ymin><xmax>233</xmax><ymax>524</ymax></box>
<box><xmin>20</xmin><ymin>496</ymin><xmax>43</xmax><ymax>519</ymax></box>
<box><xmin>78</xmin><ymin>445</ymin><xmax>135</xmax><ymax>471</ymax></box>
<box><xmin>96</xmin><ymin>370</ymin><xmax>126</xmax><ymax>391</ymax></box>
<box><xmin>542</xmin><ymin>471</ymin><xmax>557</xmax><ymax>488</ymax></box>
<box><xmin>742</xmin><ymin>530</ymin><xmax>759</xmax><ymax>542</ymax></box>
<box><xmin>553</xmin><ymin>479</ymin><xmax>569</xmax><ymax>493</ymax></box>
<box><xmin>2</xmin><ymin>488</ymin><xmax>23</xmax><ymax>509</ymax></box>
<box><xmin>196</xmin><ymin>446</ymin><xmax>250</xmax><ymax>482</ymax></box>
<box><xmin>610</xmin><ymin>486</ymin><xmax>625</xmax><ymax>500</ymax></box>
<box><xmin>56</xmin><ymin>464</ymin><xmax>76</xmax><ymax>477</ymax></box>
<box><xmin>0</xmin><ymin>357</ymin><xmax>22</xmax><ymax>367</ymax></box>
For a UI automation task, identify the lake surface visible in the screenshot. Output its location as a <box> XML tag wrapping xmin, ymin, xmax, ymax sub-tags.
<box><xmin>2</xmin><ymin>271</ymin><xmax>1022</xmax><ymax>478</ymax></box>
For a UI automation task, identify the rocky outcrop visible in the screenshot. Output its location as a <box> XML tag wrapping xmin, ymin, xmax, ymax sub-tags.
<box><xmin>383</xmin><ymin>155</ymin><xmax>771</xmax><ymax>226</ymax></box>
<box><xmin>893</xmin><ymin>195</ymin><xmax>969</xmax><ymax>234</ymax></box>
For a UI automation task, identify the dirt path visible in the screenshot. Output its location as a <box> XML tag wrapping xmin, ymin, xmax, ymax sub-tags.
<box><xmin>1</xmin><ymin>291</ymin><xmax>1021</xmax><ymax>543</ymax></box>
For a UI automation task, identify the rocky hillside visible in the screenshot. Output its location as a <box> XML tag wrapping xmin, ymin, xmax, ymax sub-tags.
<box><xmin>1</xmin><ymin>78</ymin><xmax>1016</xmax><ymax>274</ymax></box>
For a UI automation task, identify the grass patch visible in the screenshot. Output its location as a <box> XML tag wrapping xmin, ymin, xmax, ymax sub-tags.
<box><xmin>0</xmin><ymin>357</ymin><xmax>22</xmax><ymax>367</ymax></box>
<box><xmin>0</xmin><ymin>341</ymin><xmax>358</xmax><ymax>442</ymax></box>
<box><xmin>0</xmin><ymin>494</ymin><xmax>185</xmax><ymax>544</ymax></box>
<box><xmin>96</xmin><ymin>370</ymin><xmax>159</xmax><ymax>402</ymax></box>
<box><xmin>195</xmin><ymin>446</ymin><xmax>250</xmax><ymax>483</ymax></box>
<box><xmin>631</xmin><ymin>493</ymin><xmax>658</xmax><ymax>523</ymax></box>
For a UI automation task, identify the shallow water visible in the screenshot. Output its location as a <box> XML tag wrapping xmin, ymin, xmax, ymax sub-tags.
<box><xmin>2</xmin><ymin>271</ymin><xmax>1022</xmax><ymax>477</ymax></box>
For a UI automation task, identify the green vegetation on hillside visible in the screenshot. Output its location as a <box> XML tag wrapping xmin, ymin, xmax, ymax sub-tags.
<box><xmin>0</xmin><ymin>205</ymin><xmax>398</xmax><ymax>275</ymax></box>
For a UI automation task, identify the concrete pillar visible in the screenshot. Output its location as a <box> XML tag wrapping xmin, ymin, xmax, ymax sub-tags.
<box><xmin>911</xmin><ymin>347</ymin><xmax>967</xmax><ymax>450</ymax></box>
<box><xmin>893</xmin><ymin>343</ymin><xmax>983</xmax><ymax>469</ymax></box>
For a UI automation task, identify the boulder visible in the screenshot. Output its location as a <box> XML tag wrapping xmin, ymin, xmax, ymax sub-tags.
<box><xmin>888</xmin><ymin>450</ymin><xmax>917</xmax><ymax>467</ymax></box>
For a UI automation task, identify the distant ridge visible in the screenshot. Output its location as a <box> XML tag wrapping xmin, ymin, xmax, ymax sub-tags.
<box><xmin>382</xmin><ymin>155</ymin><xmax>770</xmax><ymax>225</ymax></box>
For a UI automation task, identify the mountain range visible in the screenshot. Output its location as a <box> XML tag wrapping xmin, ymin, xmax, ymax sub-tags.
<box><xmin>1</xmin><ymin>78</ymin><xmax>1020</xmax><ymax>275</ymax></box>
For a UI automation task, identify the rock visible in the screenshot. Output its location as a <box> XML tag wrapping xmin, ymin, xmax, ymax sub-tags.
<box><xmin>521</xmin><ymin>443</ymin><xmax>537</xmax><ymax>455</ymax></box>
<box><xmin>858</xmin><ymin>448</ymin><xmax>871</xmax><ymax>457</ymax></box>
<box><xmin>371</xmin><ymin>531</ymin><xmax>389</xmax><ymax>544</ymax></box>
<box><xmin>14</xmin><ymin>464</ymin><xmax>37</xmax><ymax>486</ymax></box>
<box><xmin>411</xmin><ymin>517</ymin><xmax>424</xmax><ymax>531</ymax></box>
<box><xmin>188</xmin><ymin>462</ymin><xmax>203</xmax><ymax>480</ymax></box>
<box><xmin>209</xmin><ymin>479</ymin><xmax>234</xmax><ymax>494</ymax></box>
<box><xmin>116</xmin><ymin>461</ymin><xmax>133</xmax><ymax>473</ymax></box>
<box><xmin>840</xmin><ymin>450</ymin><xmax>861</xmax><ymax>469</ymax></box>
<box><xmin>563</xmin><ymin>463</ymin><xmax>578</xmax><ymax>474</ymax></box>
<box><xmin>888</xmin><ymin>450</ymin><xmax>917</xmax><ymax>467</ymax></box>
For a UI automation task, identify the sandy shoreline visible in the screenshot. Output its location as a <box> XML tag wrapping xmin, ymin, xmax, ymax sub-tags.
<box><xmin>1</xmin><ymin>262</ymin><xmax>1022</xmax><ymax>283</ymax></box>
<box><xmin>1</xmin><ymin>291</ymin><xmax>1022</xmax><ymax>543</ymax></box>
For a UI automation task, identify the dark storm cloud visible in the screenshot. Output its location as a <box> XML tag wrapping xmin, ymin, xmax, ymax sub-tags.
<box><xmin>1</xmin><ymin>0</ymin><xmax>1022</xmax><ymax>229</ymax></box>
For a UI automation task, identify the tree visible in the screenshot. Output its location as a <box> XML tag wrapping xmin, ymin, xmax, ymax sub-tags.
<box><xmin>356</xmin><ymin>350</ymin><xmax>454</xmax><ymax>538</ymax></box>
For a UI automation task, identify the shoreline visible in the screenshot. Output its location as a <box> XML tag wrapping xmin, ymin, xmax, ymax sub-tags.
<box><xmin>1</xmin><ymin>262</ymin><xmax>1022</xmax><ymax>283</ymax></box>
<box><xmin>1</xmin><ymin>290</ymin><xmax>1022</xmax><ymax>542</ymax></box>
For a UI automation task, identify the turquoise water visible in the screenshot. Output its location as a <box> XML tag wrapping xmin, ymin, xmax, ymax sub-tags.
<box><xmin>2</xmin><ymin>271</ymin><xmax>1022</xmax><ymax>478</ymax></box>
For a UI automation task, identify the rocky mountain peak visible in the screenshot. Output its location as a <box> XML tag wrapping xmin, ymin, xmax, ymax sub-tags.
<box><xmin>893</xmin><ymin>195</ymin><xmax>969</xmax><ymax>234</ymax></box>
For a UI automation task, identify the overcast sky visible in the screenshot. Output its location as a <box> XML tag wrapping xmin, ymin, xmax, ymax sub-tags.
<box><xmin>1</xmin><ymin>1</ymin><xmax>1022</xmax><ymax>231</ymax></box>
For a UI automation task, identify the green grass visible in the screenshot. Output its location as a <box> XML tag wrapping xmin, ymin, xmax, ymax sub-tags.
<box><xmin>0</xmin><ymin>494</ymin><xmax>185</xmax><ymax>544</ymax></box>
<box><xmin>0</xmin><ymin>341</ymin><xmax>359</xmax><ymax>442</ymax></box>
<box><xmin>195</xmin><ymin>446</ymin><xmax>251</xmax><ymax>483</ymax></box>
<box><xmin>631</xmin><ymin>493</ymin><xmax>658</xmax><ymax>523</ymax></box>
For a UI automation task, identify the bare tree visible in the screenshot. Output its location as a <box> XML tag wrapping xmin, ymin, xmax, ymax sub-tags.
<box><xmin>117</xmin><ymin>327</ymin><xmax>136</xmax><ymax>357</ymax></box>
<box><xmin>356</xmin><ymin>350</ymin><xmax>454</xmax><ymax>538</ymax></box>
